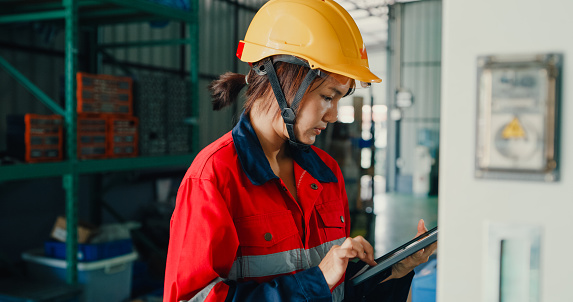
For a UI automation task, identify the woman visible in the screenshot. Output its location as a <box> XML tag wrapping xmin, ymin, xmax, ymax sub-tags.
<box><xmin>163</xmin><ymin>0</ymin><xmax>437</xmax><ymax>301</ymax></box>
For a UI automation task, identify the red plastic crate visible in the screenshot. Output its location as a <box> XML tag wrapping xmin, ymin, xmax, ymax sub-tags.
<box><xmin>107</xmin><ymin>116</ymin><xmax>138</xmax><ymax>158</ymax></box>
<box><xmin>6</xmin><ymin>114</ymin><xmax>64</xmax><ymax>163</ymax></box>
<box><xmin>26</xmin><ymin>114</ymin><xmax>63</xmax><ymax>163</ymax></box>
<box><xmin>77</xmin><ymin>114</ymin><xmax>108</xmax><ymax>159</ymax></box>
<box><xmin>76</xmin><ymin>72</ymin><xmax>133</xmax><ymax>115</ymax></box>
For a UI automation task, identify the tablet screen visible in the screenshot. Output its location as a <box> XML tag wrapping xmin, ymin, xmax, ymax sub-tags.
<box><xmin>350</xmin><ymin>226</ymin><xmax>438</xmax><ymax>286</ymax></box>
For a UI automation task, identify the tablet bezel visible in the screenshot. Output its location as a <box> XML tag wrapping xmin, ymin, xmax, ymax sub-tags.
<box><xmin>350</xmin><ymin>226</ymin><xmax>438</xmax><ymax>286</ymax></box>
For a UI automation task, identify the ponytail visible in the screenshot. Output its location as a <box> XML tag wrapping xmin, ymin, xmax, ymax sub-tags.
<box><xmin>209</xmin><ymin>72</ymin><xmax>247</xmax><ymax>111</ymax></box>
<box><xmin>210</xmin><ymin>61</ymin><xmax>324</xmax><ymax>114</ymax></box>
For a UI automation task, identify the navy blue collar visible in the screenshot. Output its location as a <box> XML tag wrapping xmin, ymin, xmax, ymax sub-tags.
<box><xmin>231</xmin><ymin>113</ymin><xmax>338</xmax><ymax>186</ymax></box>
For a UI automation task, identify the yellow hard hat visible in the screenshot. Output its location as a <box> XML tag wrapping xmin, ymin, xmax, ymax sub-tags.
<box><xmin>236</xmin><ymin>0</ymin><xmax>381</xmax><ymax>84</ymax></box>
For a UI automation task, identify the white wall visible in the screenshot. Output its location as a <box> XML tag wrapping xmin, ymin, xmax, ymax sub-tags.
<box><xmin>439</xmin><ymin>0</ymin><xmax>573</xmax><ymax>301</ymax></box>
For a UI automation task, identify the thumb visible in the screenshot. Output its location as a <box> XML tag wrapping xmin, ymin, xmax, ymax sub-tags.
<box><xmin>418</xmin><ymin>219</ymin><xmax>427</xmax><ymax>234</ymax></box>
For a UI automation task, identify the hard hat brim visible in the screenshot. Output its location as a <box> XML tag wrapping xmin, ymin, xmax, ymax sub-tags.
<box><xmin>239</xmin><ymin>41</ymin><xmax>382</xmax><ymax>84</ymax></box>
<box><xmin>320</xmin><ymin>63</ymin><xmax>382</xmax><ymax>85</ymax></box>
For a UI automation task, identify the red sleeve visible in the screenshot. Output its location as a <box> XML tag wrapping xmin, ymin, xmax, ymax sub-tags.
<box><xmin>335</xmin><ymin>163</ymin><xmax>351</xmax><ymax>237</ymax></box>
<box><xmin>342</xmin><ymin>177</ymin><xmax>351</xmax><ymax>237</ymax></box>
<box><xmin>163</xmin><ymin>178</ymin><xmax>239</xmax><ymax>302</ymax></box>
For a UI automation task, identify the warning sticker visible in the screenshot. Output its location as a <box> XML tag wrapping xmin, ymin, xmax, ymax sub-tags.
<box><xmin>502</xmin><ymin>117</ymin><xmax>526</xmax><ymax>139</ymax></box>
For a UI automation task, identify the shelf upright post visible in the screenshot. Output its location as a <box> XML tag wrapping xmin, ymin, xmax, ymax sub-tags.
<box><xmin>189</xmin><ymin>0</ymin><xmax>199</xmax><ymax>153</ymax></box>
<box><xmin>62</xmin><ymin>0</ymin><xmax>79</xmax><ymax>285</ymax></box>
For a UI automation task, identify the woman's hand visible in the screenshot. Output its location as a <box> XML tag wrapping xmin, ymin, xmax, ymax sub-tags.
<box><xmin>318</xmin><ymin>236</ymin><xmax>377</xmax><ymax>289</ymax></box>
<box><xmin>388</xmin><ymin>219</ymin><xmax>438</xmax><ymax>280</ymax></box>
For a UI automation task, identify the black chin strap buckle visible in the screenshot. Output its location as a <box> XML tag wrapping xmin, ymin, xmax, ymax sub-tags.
<box><xmin>281</xmin><ymin>108</ymin><xmax>295</xmax><ymax>124</ymax></box>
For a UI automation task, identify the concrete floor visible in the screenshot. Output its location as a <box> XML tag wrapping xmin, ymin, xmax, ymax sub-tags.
<box><xmin>372</xmin><ymin>193</ymin><xmax>438</xmax><ymax>258</ymax></box>
<box><xmin>371</xmin><ymin>192</ymin><xmax>439</xmax><ymax>302</ymax></box>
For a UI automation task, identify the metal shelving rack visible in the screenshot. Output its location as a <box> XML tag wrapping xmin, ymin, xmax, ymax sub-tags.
<box><xmin>0</xmin><ymin>0</ymin><xmax>199</xmax><ymax>284</ymax></box>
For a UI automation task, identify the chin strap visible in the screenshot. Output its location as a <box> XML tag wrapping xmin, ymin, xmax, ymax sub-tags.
<box><xmin>255</xmin><ymin>56</ymin><xmax>318</xmax><ymax>151</ymax></box>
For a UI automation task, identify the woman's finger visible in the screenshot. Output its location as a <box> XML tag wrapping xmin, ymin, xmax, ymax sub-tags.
<box><xmin>400</xmin><ymin>249</ymin><xmax>427</xmax><ymax>268</ymax></box>
<box><xmin>425</xmin><ymin>242</ymin><xmax>438</xmax><ymax>255</ymax></box>
<box><xmin>352</xmin><ymin>236</ymin><xmax>376</xmax><ymax>266</ymax></box>
<box><xmin>405</xmin><ymin>249</ymin><xmax>424</xmax><ymax>265</ymax></box>
<box><xmin>340</xmin><ymin>237</ymin><xmax>353</xmax><ymax>249</ymax></box>
<box><xmin>335</xmin><ymin>247</ymin><xmax>358</xmax><ymax>259</ymax></box>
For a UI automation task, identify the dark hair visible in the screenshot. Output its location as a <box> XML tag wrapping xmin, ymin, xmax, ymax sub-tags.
<box><xmin>209</xmin><ymin>72</ymin><xmax>248</xmax><ymax>111</ymax></box>
<box><xmin>209</xmin><ymin>60</ymin><xmax>355</xmax><ymax>114</ymax></box>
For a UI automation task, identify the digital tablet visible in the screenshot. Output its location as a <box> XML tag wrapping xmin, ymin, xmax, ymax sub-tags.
<box><xmin>350</xmin><ymin>226</ymin><xmax>438</xmax><ymax>286</ymax></box>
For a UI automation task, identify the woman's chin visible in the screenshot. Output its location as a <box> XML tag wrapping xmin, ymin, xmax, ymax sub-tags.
<box><xmin>301</xmin><ymin>136</ymin><xmax>316</xmax><ymax>145</ymax></box>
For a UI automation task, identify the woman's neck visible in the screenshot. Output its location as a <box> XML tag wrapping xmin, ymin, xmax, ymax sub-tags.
<box><xmin>249</xmin><ymin>106</ymin><xmax>297</xmax><ymax>201</ymax></box>
<box><xmin>249</xmin><ymin>106</ymin><xmax>289</xmax><ymax>164</ymax></box>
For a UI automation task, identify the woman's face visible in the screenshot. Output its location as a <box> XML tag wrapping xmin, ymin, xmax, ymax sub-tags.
<box><xmin>287</xmin><ymin>74</ymin><xmax>351</xmax><ymax>145</ymax></box>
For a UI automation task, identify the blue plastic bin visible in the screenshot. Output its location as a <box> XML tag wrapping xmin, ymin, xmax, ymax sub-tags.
<box><xmin>23</xmin><ymin>249</ymin><xmax>137</xmax><ymax>302</ymax></box>
<box><xmin>44</xmin><ymin>239</ymin><xmax>132</xmax><ymax>261</ymax></box>
<box><xmin>411</xmin><ymin>258</ymin><xmax>437</xmax><ymax>302</ymax></box>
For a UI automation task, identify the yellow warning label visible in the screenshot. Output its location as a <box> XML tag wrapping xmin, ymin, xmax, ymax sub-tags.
<box><xmin>502</xmin><ymin>117</ymin><xmax>526</xmax><ymax>139</ymax></box>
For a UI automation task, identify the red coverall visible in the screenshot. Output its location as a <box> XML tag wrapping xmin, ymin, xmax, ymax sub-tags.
<box><xmin>163</xmin><ymin>114</ymin><xmax>413</xmax><ymax>302</ymax></box>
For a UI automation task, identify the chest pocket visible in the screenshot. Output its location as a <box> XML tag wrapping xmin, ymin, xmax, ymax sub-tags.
<box><xmin>316</xmin><ymin>200</ymin><xmax>347</xmax><ymax>242</ymax></box>
<box><xmin>235</xmin><ymin>210</ymin><xmax>299</xmax><ymax>250</ymax></box>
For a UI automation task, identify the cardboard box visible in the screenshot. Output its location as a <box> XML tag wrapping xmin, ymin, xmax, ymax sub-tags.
<box><xmin>51</xmin><ymin>216</ymin><xmax>95</xmax><ymax>244</ymax></box>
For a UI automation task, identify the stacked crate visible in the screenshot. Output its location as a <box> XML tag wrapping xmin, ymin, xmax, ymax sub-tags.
<box><xmin>108</xmin><ymin>117</ymin><xmax>138</xmax><ymax>157</ymax></box>
<box><xmin>77</xmin><ymin>115</ymin><xmax>107</xmax><ymax>159</ymax></box>
<box><xmin>77</xmin><ymin>72</ymin><xmax>133</xmax><ymax>116</ymax></box>
<box><xmin>7</xmin><ymin>114</ymin><xmax>64</xmax><ymax>163</ymax></box>
<box><xmin>134</xmin><ymin>76</ymin><xmax>167</xmax><ymax>156</ymax></box>
<box><xmin>76</xmin><ymin>72</ymin><xmax>138</xmax><ymax>159</ymax></box>
<box><xmin>134</xmin><ymin>75</ymin><xmax>190</xmax><ymax>156</ymax></box>
<box><xmin>166</xmin><ymin>79</ymin><xmax>190</xmax><ymax>154</ymax></box>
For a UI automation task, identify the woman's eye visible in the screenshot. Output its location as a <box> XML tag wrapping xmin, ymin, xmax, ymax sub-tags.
<box><xmin>322</xmin><ymin>95</ymin><xmax>333</xmax><ymax>102</ymax></box>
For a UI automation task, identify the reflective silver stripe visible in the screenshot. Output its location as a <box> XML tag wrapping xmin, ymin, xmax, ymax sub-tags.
<box><xmin>332</xmin><ymin>282</ymin><xmax>345</xmax><ymax>302</ymax></box>
<box><xmin>228</xmin><ymin>237</ymin><xmax>345</xmax><ymax>279</ymax></box>
<box><xmin>184</xmin><ymin>277</ymin><xmax>224</xmax><ymax>302</ymax></box>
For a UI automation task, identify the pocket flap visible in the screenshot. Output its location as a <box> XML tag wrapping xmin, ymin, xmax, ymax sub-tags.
<box><xmin>316</xmin><ymin>201</ymin><xmax>346</xmax><ymax>228</ymax></box>
<box><xmin>235</xmin><ymin>211</ymin><xmax>298</xmax><ymax>247</ymax></box>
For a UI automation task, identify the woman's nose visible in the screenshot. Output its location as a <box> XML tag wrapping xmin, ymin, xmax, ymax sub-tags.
<box><xmin>323</xmin><ymin>103</ymin><xmax>339</xmax><ymax>123</ymax></box>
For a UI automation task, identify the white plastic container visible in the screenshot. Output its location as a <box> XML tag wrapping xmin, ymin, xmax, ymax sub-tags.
<box><xmin>413</xmin><ymin>145</ymin><xmax>433</xmax><ymax>196</ymax></box>
<box><xmin>22</xmin><ymin>249</ymin><xmax>137</xmax><ymax>302</ymax></box>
